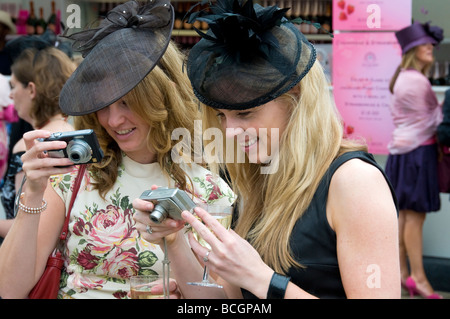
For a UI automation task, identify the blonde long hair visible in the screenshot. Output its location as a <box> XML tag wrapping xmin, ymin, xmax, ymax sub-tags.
<box><xmin>389</xmin><ymin>46</ymin><xmax>434</xmax><ymax>93</ymax></box>
<box><xmin>202</xmin><ymin>61</ymin><xmax>367</xmax><ymax>273</ymax></box>
<box><xmin>75</xmin><ymin>41</ymin><xmax>201</xmax><ymax>198</ymax></box>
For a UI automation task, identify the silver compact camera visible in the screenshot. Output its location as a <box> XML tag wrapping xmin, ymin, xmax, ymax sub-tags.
<box><xmin>139</xmin><ymin>188</ymin><xmax>196</xmax><ymax>224</ymax></box>
<box><xmin>43</xmin><ymin>129</ymin><xmax>104</xmax><ymax>164</ymax></box>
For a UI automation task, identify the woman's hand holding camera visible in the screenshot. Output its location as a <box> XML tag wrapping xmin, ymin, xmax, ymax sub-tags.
<box><xmin>133</xmin><ymin>185</ymin><xmax>185</xmax><ymax>246</ymax></box>
<box><xmin>21</xmin><ymin>130</ymin><xmax>74</xmax><ymax>194</ymax></box>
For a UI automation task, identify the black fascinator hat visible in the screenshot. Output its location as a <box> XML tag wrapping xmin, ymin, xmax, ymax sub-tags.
<box><xmin>59</xmin><ymin>0</ymin><xmax>174</xmax><ymax>116</ymax></box>
<box><xmin>5</xmin><ymin>29</ymin><xmax>73</xmax><ymax>63</ymax></box>
<box><xmin>186</xmin><ymin>0</ymin><xmax>316</xmax><ymax>110</ymax></box>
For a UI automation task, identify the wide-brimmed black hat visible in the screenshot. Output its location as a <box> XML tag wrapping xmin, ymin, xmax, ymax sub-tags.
<box><xmin>59</xmin><ymin>0</ymin><xmax>174</xmax><ymax>116</ymax></box>
<box><xmin>186</xmin><ymin>0</ymin><xmax>316</xmax><ymax>110</ymax></box>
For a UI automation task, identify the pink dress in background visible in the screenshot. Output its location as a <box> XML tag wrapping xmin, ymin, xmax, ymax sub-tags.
<box><xmin>388</xmin><ymin>69</ymin><xmax>442</xmax><ymax>155</ymax></box>
<box><xmin>0</xmin><ymin>74</ymin><xmax>19</xmax><ymax>180</ymax></box>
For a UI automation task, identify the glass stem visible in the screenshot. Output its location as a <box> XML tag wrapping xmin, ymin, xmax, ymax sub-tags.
<box><xmin>162</xmin><ymin>237</ymin><xmax>170</xmax><ymax>299</ymax></box>
<box><xmin>202</xmin><ymin>266</ymin><xmax>209</xmax><ymax>282</ymax></box>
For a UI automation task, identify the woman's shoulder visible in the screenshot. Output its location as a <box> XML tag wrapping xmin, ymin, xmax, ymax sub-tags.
<box><xmin>49</xmin><ymin>165</ymin><xmax>88</xmax><ymax>197</ymax></box>
<box><xmin>331</xmin><ymin>156</ymin><xmax>382</xmax><ymax>185</ymax></box>
<box><xmin>398</xmin><ymin>68</ymin><xmax>430</xmax><ymax>85</ymax></box>
<box><xmin>329</xmin><ymin>151</ymin><xmax>388</xmax><ymax>191</ymax></box>
<box><xmin>12</xmin><ymin>137</ymin><xmax>25</xmax><ymax>154</ymax></box>
<box><xmin>327</xmin><ymin>155</ymin><xmax>397</xmax><ymax>229</ymax></box>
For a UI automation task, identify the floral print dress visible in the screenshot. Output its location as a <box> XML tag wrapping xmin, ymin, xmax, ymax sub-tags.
<box><xmin>50</xmin><ymin>154</ymin><xmax>235</xmax><ymax>299</ymax></box>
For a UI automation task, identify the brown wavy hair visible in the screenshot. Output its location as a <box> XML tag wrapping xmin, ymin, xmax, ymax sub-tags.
<box><xmin>74</xmin><ymin>41</ymin><xmax>201</xmax><ymax>198</ymax></box>
<box><xmin>10</xmin><ymin>47</ymin><xmax>76</xmax><ymax>128</ymax></box>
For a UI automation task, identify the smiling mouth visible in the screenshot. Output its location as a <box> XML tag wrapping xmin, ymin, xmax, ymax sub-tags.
<box><xmin>116</xmin><ymin>128</ymin><xmax>134</xmax><ymax>135</ymax></box>
<box><xmin>240</xmin><ymin>137</ymin><xmax>257</xmax><ymax>148</ymax></box>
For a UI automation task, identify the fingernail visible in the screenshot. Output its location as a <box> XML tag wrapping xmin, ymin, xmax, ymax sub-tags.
<box><xmin>181</xmin><ymin>210</ymin><xmax>190</xmax><ymax>218</ymax></box>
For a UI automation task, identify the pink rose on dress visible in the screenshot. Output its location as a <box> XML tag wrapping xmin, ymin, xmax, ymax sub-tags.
<box><xmin>65</xmin><ymin>264</ymin><xmax>106</xmax><ymax>292</ymax></box>
<box><xmin>67</xmin><ymin>273</ymin><xmax>106</xmax><ymax>292</ymax></box>
<box><xmin>206</xmin><ymin>174</ymin><xmax>222</xmax><ymax>201</ymax></box>
<box><xmin>102</xmin><ymin>247</ymin><xmax>139</xmax><ymax>279</ymax></box>
<box><xmin>88</xmin><ymin>205</ymin><xmax>134</xmax><ymax>255</ymax></box>
<box><xmin>73</xmin><ymin>218</ymin><xmax>92</xmax><ymax>236</ymax></box>
<box><xmin>77</xmin><ymin>246</ymin><xmax>100</xmax><ymax>270</ymax></box>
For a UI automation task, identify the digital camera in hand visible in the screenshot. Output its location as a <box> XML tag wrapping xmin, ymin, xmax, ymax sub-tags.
<box><xmin>139</xmin><ymin>188</ymin><xmax>196</xmax><ymax>224</ymax></box>
<box><xmin>43</xmin><ymin>129</ymin><xmax>104</xmax><ymax>164</ymax></box>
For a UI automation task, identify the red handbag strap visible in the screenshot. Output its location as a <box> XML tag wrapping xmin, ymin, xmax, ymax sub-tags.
<box><xmin>59</xmin><ymin>164</ymin><xmax>86</xmax><ymax>241</ymax></box>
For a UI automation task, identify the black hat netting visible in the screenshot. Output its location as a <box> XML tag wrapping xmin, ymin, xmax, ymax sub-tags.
<box><xmin>186</xmin><ymin>0</ymin><xmax>316</xmax><ymax>110</ymax></box>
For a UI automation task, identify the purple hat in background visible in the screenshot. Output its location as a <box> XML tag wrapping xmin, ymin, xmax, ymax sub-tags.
<box><xmin>395</xmin><ymin>22</ymin><xmax>444</xmax><ymax>54</ymax></box>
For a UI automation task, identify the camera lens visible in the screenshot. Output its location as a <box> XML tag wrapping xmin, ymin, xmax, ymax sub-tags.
<box><xmin>149</xmin><ymin>204</ymin><xmax>169</xmax><ymax>224</ymax></box>
<box><xmin>67</xmin><ymin>139</ymin><xmax>92</xmax><ymax>164</ymax></box>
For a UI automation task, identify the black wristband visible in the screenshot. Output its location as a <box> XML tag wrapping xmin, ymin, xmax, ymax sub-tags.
<box><xmin>266</xmin><ymin>272</ymin><xmax>290</xmax><ymax>299</ymax></box>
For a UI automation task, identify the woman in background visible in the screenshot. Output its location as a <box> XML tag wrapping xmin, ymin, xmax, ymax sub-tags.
<box><xmin>386</xmin><ymin>22</ymin><xmax>444</xmax><ymax>299</ymax></box>
<box><xmin>0</xmin><ymin>0</ymin><xmax>233</xmax><ymax>299</ymax></box>
<box><xmin>0</xmin><ymin>47</ymin><xmax>75</xmax><ymax>243</ymax></box>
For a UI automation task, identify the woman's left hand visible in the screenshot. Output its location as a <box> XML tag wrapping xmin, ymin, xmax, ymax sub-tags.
<box><xmin>133</xmin><ymin>197</ymin><xmax>185</xmax><ymax>246</ymax></box>
<box><xmin>181</xmin><ymin>206</ymin><xmax>274</xmax><ymax>296</ymax></box>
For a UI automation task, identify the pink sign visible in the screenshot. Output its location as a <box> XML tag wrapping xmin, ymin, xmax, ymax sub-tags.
<box><xmin>332</xmin><ymin>32</ymin><xmax>402</xmax><ymax>154</ymax></box>
<box><xmin>333</xmin><ymin>0</ymin><xmax>412</xmax><ymax>31</ymax></box>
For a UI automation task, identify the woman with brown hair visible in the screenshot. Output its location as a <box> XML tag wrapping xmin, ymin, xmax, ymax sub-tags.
<box><xmin>0</xmin><ymin>0</ymin><xmax>233</xmax><ymax>299</ymax></box>
<box><xmin>0</xmin><ymin>46</ymin><xmax>75</xmax><ymax>241</ymax></box>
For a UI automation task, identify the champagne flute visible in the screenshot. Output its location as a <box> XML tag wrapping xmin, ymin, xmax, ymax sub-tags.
<box><xmin>130</xmin><ymin>275</ymin><xmax>166</xmax><ymax>299</ymax></box>
<box><xmin>187</xmin><ymin>204</ymin><xmax>233</xmax><ymax>288</ymax></box>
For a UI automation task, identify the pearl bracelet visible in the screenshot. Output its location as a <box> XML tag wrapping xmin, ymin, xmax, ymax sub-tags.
<box><xmin>18</xmin><ymin>193</ymin><xmax>48</xmax><ymax>214</ymax></box>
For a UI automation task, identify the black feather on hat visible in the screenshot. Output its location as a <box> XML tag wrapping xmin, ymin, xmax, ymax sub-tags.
<box><xmin>186</xmin><ymin>0</ymin><xmax>316</xmax><ymax>110</ymax></box>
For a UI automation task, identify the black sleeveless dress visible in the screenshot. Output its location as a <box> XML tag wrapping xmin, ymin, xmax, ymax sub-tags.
<box><xmin>242</xmin><ymin>151</ymin><xmax>398</xmax><ymax>299</ymax></box>
<box><xmin>0</xmin><ymin>152</ymin><xmax>25</xmax><ymax>245</ymax></box>
<box><xmin>1</xmin><ymin>151</ymin><xmax>25</xmax><ymax>219</ymax></box>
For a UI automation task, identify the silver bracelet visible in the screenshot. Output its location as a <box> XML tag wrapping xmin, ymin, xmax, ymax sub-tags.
<box><xmin>18</xmin><ymin>193</ymin><xmax>48</xmax><ymax>214</ymax></box>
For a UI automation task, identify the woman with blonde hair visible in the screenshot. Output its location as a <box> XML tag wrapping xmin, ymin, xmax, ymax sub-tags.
<box><xmin>134</xmin><ymin>0</ymin><xmax>400</xmax><ymax>299</ymax></box>
<box><xmin>385</xmin><ymin>22</ymin><xmax>444</xmax><ymax>299</ymax></box>
<box><xmin>0</xmin><ymin>0</ymin><xmax>233</xmax><ymax>299</ymax></box>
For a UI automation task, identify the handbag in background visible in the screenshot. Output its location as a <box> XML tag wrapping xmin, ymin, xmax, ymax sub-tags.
<box><xmin>438</xmin><ymin>145</ymin><xmax>450</xmax><ymax>193</ymax></box>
